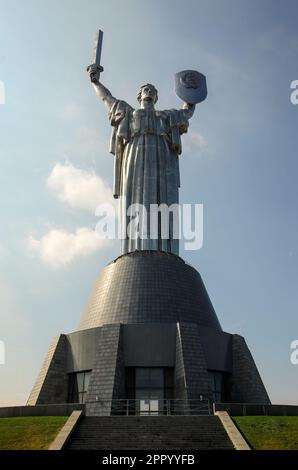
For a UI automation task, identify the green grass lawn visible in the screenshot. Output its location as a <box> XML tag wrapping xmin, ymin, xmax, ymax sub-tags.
<box><xmin>233</xmin><ymin>416</ymin><xmax>298</xmax><ymax>450</ymax></box>
<box><xmin>0</xmin><ymin>416</ymin><xmax>68</xmax><ymax>450</ymax></box>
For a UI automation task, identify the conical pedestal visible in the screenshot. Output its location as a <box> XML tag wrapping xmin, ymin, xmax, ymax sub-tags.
<box><xmin>79</xmin><ymin>251</ymin><xmax>221</xmax><ymax>331</ymax></box>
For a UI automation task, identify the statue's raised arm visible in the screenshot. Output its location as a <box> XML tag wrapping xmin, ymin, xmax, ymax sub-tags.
<box><xmin>87</xmin><ymin>64</ymin><xmax>117</xmax><ymax>112</ymax></box>
<box><xmin>87</xmin><ymin>62</ymin><xmax>133</xmax><ymax>202</ymax></box>
<box><xmin>182</xmin><ymin>102</ymin><xmax>196</xmax><ymax>119</ymax></box>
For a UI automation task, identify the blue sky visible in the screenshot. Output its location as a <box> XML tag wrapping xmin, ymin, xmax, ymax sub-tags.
<box><xmin>0</xmin><ymin>0</ymin><xmax>298</xmax><ymax>405</ymax></box>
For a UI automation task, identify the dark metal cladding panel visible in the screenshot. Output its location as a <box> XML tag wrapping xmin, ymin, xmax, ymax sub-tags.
<box><xmin>78</xmin><ymin>251</ymin><xmax>222</xmax><ymax>331</ymax></box>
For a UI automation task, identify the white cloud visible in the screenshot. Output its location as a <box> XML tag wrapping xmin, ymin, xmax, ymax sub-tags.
<box><xmin>27</xmin><ymin>228</ymin><xmax>111</xmax><ymax>268</ymax></box>
<box><xmin>183</xmin><ymin>129</ymin><xmax>208</xmax><ymax>155</ymax></box>
<box><xmin>47</xmin><ymin>162</ymin><xmax>114</xmax><ymax>211</ymax></box>
<box><xmin>188</xmin><ymin>130</ymin><xmax>207</xmax><ymax>149</ymax></box>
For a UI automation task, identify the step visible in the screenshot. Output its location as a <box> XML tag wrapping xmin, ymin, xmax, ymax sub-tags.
<box><xmin>66</xmin><ymin>416</ymin><xmax>235</xmax><ymax>450</ymax></box>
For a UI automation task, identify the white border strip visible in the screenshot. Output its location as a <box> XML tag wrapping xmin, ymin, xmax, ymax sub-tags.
<box><xmin>49</xmin><ymin>410</ymin><xmax>83</xmax><ymax>450</ymax></box>
<box><xmin>215</xmin><ymin>411</ymin><xmax>251</xmax><ymax>450</ymax></box>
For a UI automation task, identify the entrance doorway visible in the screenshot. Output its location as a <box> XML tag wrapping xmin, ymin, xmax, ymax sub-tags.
<box><xmin>135</xmin><ymin>368</ymin><xmax>164</xmax><ymax>415</ymax></box>
<box><xmin>125</xmin><ymin>367</ymin><xmax>174</xmax><ymax>415</ymax></box>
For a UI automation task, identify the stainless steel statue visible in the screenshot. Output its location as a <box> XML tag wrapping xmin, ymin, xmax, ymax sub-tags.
<box><xmin>87</xmin><ymin>31</ymin><xmax>207</xmax><ymax>256</ymax></box>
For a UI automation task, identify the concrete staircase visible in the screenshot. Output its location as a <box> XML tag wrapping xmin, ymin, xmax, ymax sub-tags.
<box><xmin>66</xmin><ymin>415</ymin><xmax>235</xmax><ymax>450</ymax></box>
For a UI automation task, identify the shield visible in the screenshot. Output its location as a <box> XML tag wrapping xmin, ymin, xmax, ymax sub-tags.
<box><xmin>174</xmin><ymin>70</ymin><xmax>207</xmax><ymax>104</ymax></box>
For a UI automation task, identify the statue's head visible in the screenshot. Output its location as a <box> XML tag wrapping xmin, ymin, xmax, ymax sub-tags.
<box><xmin>137</xmin><ymin>84</ymin><xmax>158</xmax><ymax>104</ymax></box>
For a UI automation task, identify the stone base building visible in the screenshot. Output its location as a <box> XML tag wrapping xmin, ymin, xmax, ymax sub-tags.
<box><xmin>28</xmin><ymin>251</ymin><xmax>270</xmax><ymax>415</ymax></box>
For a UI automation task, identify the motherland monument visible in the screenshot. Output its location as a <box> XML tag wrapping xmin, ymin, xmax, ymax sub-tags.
<box><xmin>28</xmin><ymin>31</ymin><xmax>270</xmax><ymax>415</ymax></box>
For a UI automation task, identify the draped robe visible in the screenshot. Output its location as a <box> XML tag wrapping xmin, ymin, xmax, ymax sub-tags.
<box><xmin>109</xmin><ymin>100</ymin><xmax>191</xmax><ymax>255</ymax></box>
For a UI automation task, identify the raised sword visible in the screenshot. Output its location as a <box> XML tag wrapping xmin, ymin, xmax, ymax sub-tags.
<box><xmin>87</xmin><ymin>30</ymin><xmax>104</xmax><ymax>81</ymax></box>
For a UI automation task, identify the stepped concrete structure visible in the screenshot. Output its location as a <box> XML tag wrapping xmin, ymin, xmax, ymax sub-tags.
<box><xmin>28</xmin><ymin>44</ymin><xmax>270</xmax><ymax>424</ymax></box>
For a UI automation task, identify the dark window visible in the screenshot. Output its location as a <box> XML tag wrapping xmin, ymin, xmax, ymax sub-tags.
<box><xmin>68</xmin><ymin>370</ymin><xmax>91</xmax><ymax>403</ymax></box>
<box><xmin>135</xmin><ymin>367</ymin><xmax>164</xmax><ymax>388</ymax></box>
<box><xmin>125</xmin><ymin>367</ymin><xmax>136</xmax><ymax>399</ymax></box>
<box><xmin>164</xmin><ymin>367</ymin><xmax>174</xmax><ymax>399</ymax></box>
<box><xmin>208</xmin><ymin>370</ymin><xmax>226</xmax><ymax>403</ymax></box>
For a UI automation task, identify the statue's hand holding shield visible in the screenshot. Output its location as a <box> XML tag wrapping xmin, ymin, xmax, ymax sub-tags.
<box><xmin>175</xmin><ymin>70</ymin><xmax>207</xmax><ymax>104</ymax></box>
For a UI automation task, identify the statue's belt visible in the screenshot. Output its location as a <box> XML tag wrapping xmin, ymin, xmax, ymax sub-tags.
<box><xmin>130</xmin><ymin>130</ymin><xmax>168</xmax><ymax>136</ymax></box>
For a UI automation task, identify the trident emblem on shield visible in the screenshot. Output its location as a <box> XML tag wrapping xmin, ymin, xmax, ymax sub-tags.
<box><xmin>175</xmin><ymin>70</ymin><xmax>207</xmax><ymax>104</ymax></box>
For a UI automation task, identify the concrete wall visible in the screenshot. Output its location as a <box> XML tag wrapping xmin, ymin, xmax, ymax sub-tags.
<box><xmin>175</xmin><ymin>322</ymin><xmax>213</xmax><ymax>401</ymax></box>
<box><xmin>66</xmin><ymin>327</ymin><xmax>102</xmax><ymax>372</ymax></box>
<box><xmin>0</xmin><ymin>403</ymin><xmax>84</xmax><ymax>417</ymax></box>
<box><xmin>229</xmin><ymin>334</ymin><xmax>271</xmax><ymax>404</ymax></box>
<box><xmin>123</xmin><ymin>323</ymin><xmax>176</xmax><ymax>367</ymax></box>
<box><xmin>85</xmin><ymin>324</ymin><xmax>125</xmax><ymax>416</ymax></box>
<box><xmin>214</xmin><ymin>403</ymin><xmax>298</xmax><ymax>416</ymax></box>
<box><xmin>199</xmin><ymin>326</ymin><xmax>232</xmax><ymax>372</ymax></box>
<box><xmin>27</xmin><ymin>334</ymin><xmax>68</xmax><ymax>405</ymax></box>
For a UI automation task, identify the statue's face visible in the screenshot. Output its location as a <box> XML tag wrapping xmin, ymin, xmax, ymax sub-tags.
<box><xmin>141</xmin><ymin>85</ymin><xmax>157</xmax><ymax>103</ymax></box>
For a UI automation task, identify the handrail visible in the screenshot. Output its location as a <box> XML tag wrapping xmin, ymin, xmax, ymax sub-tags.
<box><xmin>85</xmin><ymin>398</ymin><xmax>211</xmax><ymax>416</ymax></box>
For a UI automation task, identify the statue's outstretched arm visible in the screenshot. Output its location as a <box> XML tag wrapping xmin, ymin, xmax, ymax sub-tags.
<box><xmin>87</xmin><ymin>64</ymin><xmax>117</xmax><ymax>111</ymax></box>
<box><xmin>92</xmin><ymin>80</ymin><xmax>116</xmax><ymax>110</ymax></box>
<box><xmin>182</xmin><ymin>102</ymin><xmax>196</xmax><ymax>119</ymax></box>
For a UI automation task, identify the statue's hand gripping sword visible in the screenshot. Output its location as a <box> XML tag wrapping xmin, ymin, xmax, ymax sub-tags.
<box><xmin>87</xmin><ymin>30</ymin><xmax>104</xmax><ymax>82</ymax></box>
